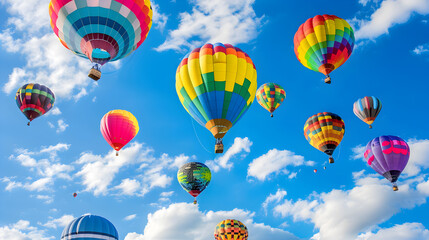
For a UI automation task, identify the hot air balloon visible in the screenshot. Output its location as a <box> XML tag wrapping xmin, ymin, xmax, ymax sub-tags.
<box><xmin>176</xmin><ymin>43</ymin><xmax>257</xmax><ymax>153</ymax></box>
<box><xmin>314</xmin><ymin>169</ymin><xmax>317</xmax><ymax>173</ymax></box>
<box><xmin>256</xmin><ymin>83</ymin><xmax>286</xmax><ymax>117</ymax></box>
<box><xmin>304</xmin><ymin>112</ymin><xmax>345</xmax><ymax>163</ymax></box>
<box><xmin>353</xmin><ymin>96</ymin><xmax>382</xmax><ymax>129</ymax></box>
<box><xmin>61</xmin><ymin>214</ymin><xmax>118</xmax><ymax>240</ymax></box>
<box><xmin>364</xmin><ymin>135</ymin><xmax>410</xmax><ymax>191</ymax></box>
<box><xmin>73</xmin><ymin>193</ymin><xmax>77</xmax><ymax>198</ymax></box>
<box><xmin>294</xmin><ymin>15</ymin><xmax>355</xmax><ymax>84</ymax></box>
<box><xmin>214</xmin><ymin>219</ymin><xmax>248</xmax><ymax>240</ymax></box>
<box><xmin>177</xmin><ymin>162</ymin><xmax>211</xmax><ymax>204</ymax></box>
<box><xmin>15</xmin><ymin>83</ymin><xmax>55</xmax><ymax>126</ymax></box>
<box><xmin>100</xmin><ymin>110</ymin><xmax>139</xmax><ymax>156</ymax></box>
<box><xmin>49</xmin><ymin>0</ymin><xmax>153</xmax><ymax>80</ymax></box>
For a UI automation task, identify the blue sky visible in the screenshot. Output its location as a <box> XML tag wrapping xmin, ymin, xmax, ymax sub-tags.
<box><xmin>1</xmin><ymin>0</ymin><xmax>429</xmax><ymax>239</ymax></box>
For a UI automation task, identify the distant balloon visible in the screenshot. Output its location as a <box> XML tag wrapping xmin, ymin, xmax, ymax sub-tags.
<box><xmin>214</xmin><ymin>219</ymin><xmax>248</xmax><ymax>240</ymax></box>
<box><xmin>323</xmin><ymin>166</ymin><xmax>327</xmax><ymax>170</ymax></box>
<box><xmin>100</xmin><ymin>110</ymin><xmax>139</xmax><ymax>156</ymax></box>
<box><xmin>294</xmin><ymin>15</ymin><xmax>355</xmax><ymax>84</ymax></box>
<box><xmin>314</xmin><ymin>169</ymin><xmax>317</xmax><ymax>173</ymax></box>
<box><xmin>256</xmin><ymin>83</ymin><xmax>286</xmax><ymax>117</ymax></box>
<box><xmin>15</xmin><ymin>83</ymin><xmax>55</xmax><ymax>126</ymax></box>
<box><xmin>61</xmin><ymin>214</ymin><xmax>118</xmax><ymax>240</ymax></box>
<box><xmin>353</xmin><ymin>96</ymin><xmax>382</xmax><ymax>129</ymax></box>
<box><xmin>364</xmin><ymin>135</ymin><xmax>410</xmax><ymax>191</ymax></box>
<box><xmin>49</xmin><ymin>0</ymin><xmax>153</xmax><ymax>80</ymax></box>
<box><xmin>304</xmin><ymin>112</ymin><xmax>345</xmax><ymax>163</ymax></box>
<box><xmin>177</xmin><ymin>162</ymin><xmax>211</xmax><ymax>204</ymax></box>
<box><xmin>176</xmin><ymin>43</ymin><xmax>257</xmax><ymax>153</ymax></box>
<box><xmin>73</xmin><ymin>193</ymin><xmax>77</xmax><ymax>198</ymax></box>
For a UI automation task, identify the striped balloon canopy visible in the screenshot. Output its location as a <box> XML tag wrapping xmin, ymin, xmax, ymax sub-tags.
<box><xmin>364</xmin><ymin>135</ymin><xmax>410</xmax><ymax>191</ymax></box>
<box><xmin>214</xmin><ymin>219</ymin><xmax>248</xmax><ymax>240</ymax></box>
<box><xmin>49</xmin><ymin>0</ymin><xmax>152</xmax><ymax>79</ymax></box>
<box><xmin>177</xmin><ymin>162</ymin><xmax>211</xmax><ymax>204</ymax></box>
<box><xmin>61</xmin><ymin>214</ymin><xmax>118</xmax><ymax>240</ymax></box>
<box><xmin>256</xmin><ymin>83</ymin><xmax>286</xmax><ymax>117</ymax></box>
<box><xmin>353</xmin><ymin>96</ymin><xmax>382</xmax><ymax>128</ymax></box>
<box><xmin>294</xmin><ymin>15</ymin><xmax>354</xmax><ymax>84</ymax></box>
<box><xmin>15</xmin><ymin>83</ymin><xmax>55</xmax><ymax>125</ymax></box>
<box><xmin>100</xmin><ymin>110</ymin><xmax>139</xmax><ymax>156</ymax></box>
<box><xmin>304</xmin><ymin>112</ymin><xmax>345</xmax><ymax>163</ymax></box>
<box><xmin>176</xmin><ymin>43</ymin><xmax>257</xmax><ymax>153</ymax></box>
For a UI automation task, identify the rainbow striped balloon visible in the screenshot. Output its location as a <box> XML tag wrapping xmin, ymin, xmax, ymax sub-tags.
<box><xmin>256</xmin><ymin>83</ymin><xmax>286</xmax><ymax>117</ymax></box>
<box><xmin>294</xmin><ymin>15</ymin><xmax>354</xmax><ymax>83</ymax></box>
<box><xmin>49</xmin><ymin>0</ymin><xmax>152</xmax><ymax>67</ymax></box>
<box><xmin>353</xmin><ymin>96</ymin><xmax>382</xmax><ymax>128</ymax></box>
<box><xmin>100</xmin><ymin>110</ymin><xmax>139</xmax><ymax>156</ymax></box>
<box><xmin>176</xmin><ymin>43</ymin><xmax>257</xmax><ymax>153</ymax></box>
<box><xmin>15</xmin><ymin>83</ymin><xmax>55</xmax><ymax>125</ymax></box>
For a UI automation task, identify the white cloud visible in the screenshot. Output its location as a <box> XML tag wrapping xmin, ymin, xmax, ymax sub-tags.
<box><xmin>42</xmin><ymin>215</ymin><xmax>74</xmax><ymax>229</ymax></box>
<box><xmin>114</xmin><ymin>179</ymin><xmax>142</xmax><ymax>196</ymax></box>
<box><xmin>262</xmin><ymin>189</ymin><xmax>287</xmax><ymax>214</ymax></box>
<box><xmin>247</xmin><ymin>149</ymin><xmax>314</xmax><ymax>181</ymax></box>
<box><xmin>206</xmin><ymin>137</ymin><xmax>252</xmax><ymax>172</ymax></box>
<box><xmin>124</xmin><ymin>214</ymin><xmax>137</xmax><ymax>221</ymax></box>
<box><xmin>124</xmin><ymin>203</ymin><xmax>299</xmax><ymax>240</ymax></box>
<box><xmin>272</xmin><ymin>172</ymin><xmax>429</xmax><ymax>240</ymax></box>
<box><xmin>155</xmin><ymin>0</ymin><xmax>264</xmax><ymax>52</ymax></box>
<box><xmin>412</xmin><ymin>44</ymin><xmax>429</xmax><ymax>55</ymax></box>
<box><xmin>353</xmin><ymin>0</ymin><xmax>429</xmax><ymax>40</ymax></box>
<box><xmin>357</xmin><ymin>222</ymin><xmax>429</xmax><ymax>239</ymax></box>
<box><xmin>56</xmin><ymin>119</ymin><xmax>69</xmax><ymax>133</ymax></box>
<box><xmin>151</xmin><ymin>1</ymin><xmax>168</xmax><ymax>32</ymax></box>
<box><xmin>34</xmin><ymin>195</ymin><xmax>53</xmax><ymax>204</ymax></box>
<box><xmin>160</xmin><ymin>191</ymin><xmax>174</xmax><ymax>197</ymax></box>
<box><xmin>0</xmin><ymin>220</ymin><xmax>53</xmax><ymax>240</ymax></box>
<box><xmin>0</xmin><ymin>0</ymin><xmax>119</xmax><ymax>101</ymax></box>
<box><xmin>351</xmin><ymin>144</ymin><xmax>366</xmax><ymax>160</ymax></box>
<box><xmin>45</xmin><ymin>107</ymin><xmax>61</xmax><ymax>116</ymax></box>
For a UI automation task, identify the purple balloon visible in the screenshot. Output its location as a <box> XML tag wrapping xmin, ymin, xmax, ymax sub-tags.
<box><xmin>364</xmin><ymin>135</ymin><xmax>410</xmax><ymax>190</ymax></box>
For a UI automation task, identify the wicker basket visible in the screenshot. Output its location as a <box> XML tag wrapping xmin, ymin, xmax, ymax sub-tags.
<box><xmin>88</xmin><ymin>68</ymin><xmax>101</xmax><ymax>81</ymax></box>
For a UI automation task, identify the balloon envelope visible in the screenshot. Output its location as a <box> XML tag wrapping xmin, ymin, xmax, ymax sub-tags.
<box><xmin>304</xmin><ymin>112</ymin><xmax>345</xmax><ymax>162</ymax></box>
<box><xmin>100</xmin><ymin>110</ymin><xmax>139</xmax><ymax>153</ymax></box>
<box><xmin>294</xmin><ymin>15</ymin><xmax>354</xmax><ymax>82</ymax></box>
<box><xmin>256</xmin><ymin>83</ymin><xmax>286</xmax><ymax>117</ymax></box>
<box><xmin>364</xmin><ymin>135</ymin><xmax>410</xmax><ymax>187</ymax></box>
<box><xmin>353</xmin><ymin>96</ymin><xmax>382</xmax><ymax>128</ymax></box>
<box><xmin>15</xmin><ymin>83</ymin><xmax>55</xmax><ymax>124</ymax></box>
<box><xmin>176</xmin><ymin>43</ymin><xmax>257</xmax><ymax>152</ymax></box>
<box><xmin>214</xmin><ymin>219</ymin><xmax>248</xmax><ymax>240</ymax></box>
<box><xmin>49</xmin><ymin>0</ymin><xmax>152</xmax><ymax>66</ymax></box>
<box><xmin>177</xmin><ymin>162</ymin><xmax>211</xmax><ymax>199</ymax></box>
<box><xmin>61</xmin><ymin>214</ymin><xmax>118</xmax><ymax>240</ymax></box>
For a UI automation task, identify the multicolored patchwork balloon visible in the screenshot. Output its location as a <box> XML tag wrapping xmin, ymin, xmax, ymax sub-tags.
<box><xmin>15</xmin><ymin>83</ymin><xmax>55</xmax><ymax>126</ymax></box>
<box><xmin>353</xmin><ymin>96</ymin><xmax>382</xmax><ymax>129</ymax></box>
<box><xmin>49</xmin><ymin>0</ymin><xmax>153</xmax><ymax>80</ymax></box>
<box><xmin>214</xmin><ymin>219</ymin><xmax>248</xmax><ymax>240</ymax></box>
<box><xmin>61</xmin><ymin>214</ymin><xmax>118</xmax><ymax>240</ymax></box>
<box><xmin>100</xmin><ymin>110</ymin><xmax>139</xmax><ymax>156</ymax></box>
<box><xmin>176</xmin><ymin>43</ymin><xmax>257</xmax><ymax>154</ymax></box>
<box><xmin>256</xmin><ymin>83</ymin><xmax>286</xmax><ymax>117</ymax></box>
<box><xmin>294</xmin><ymin>15</ymin><xmax>355</xmax><ymax>84</ymax></box>
<box><xmin>304</xmin><ymin>112</ymin><xmax>345</xmax><ymax>163</ymax></box>
<box><xmin>364</xmin><ymin>136</ymin><xmax>410</xmax><ymax>191</ymax></box>
<box><xmin>177</xmin><ymin>162</ymin><xmax>211</xmax><ymax>204</ymax></box>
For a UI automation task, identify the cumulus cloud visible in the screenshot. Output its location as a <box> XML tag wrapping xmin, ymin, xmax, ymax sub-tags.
<box><xmin>247</xmin><ymin>149</ymin><xmax>315</xmax><ymax>181</ymax></box>
<box><xmin>42</xmin><ymin>215</ymin><xmax>74</xmax><ymax>229</ymax></box>
<box><xmin>124</xmin><ymin>214</ymin><xmax>137</xmax><ymax>221</ymax></box>
<box><xmin>262</xmin><ymin>189</ymin><xmax>287</xmax><ymax>214</ymax></box>
<box><xmin>151</xmin><ymin>1</ymin><xmax>168</xmax><ymax>32</ymax></box>
<box><xmin>412</xmin><ymin>44</ymin><xmax>429</xmax><ymax>55</ymax></box>
<box><xmin>206</xmin><ymin>137</ymin><xmax>252</xmax><ymax>172</ymax></box>
<box><xmin>357</xmin><ymin>222</ymin><xmax>429</xmax><ymax>239</ymax></box>
<box><xmin>272</xmin><ymin>172</ymin><xmax>429</xmax><ymax>240</ymax></box>
<box><xmin>0</xmin><ymin>220</ymin><xmax>53</xmax><ymax>240</ymax></box>
<box><xmin>124</xmin><ymin>203</ymin><xmax>299</xmax><ymax>240</ymax></box>
<box><xmin>353</xmin><ymin>0</ymin><xmax>429</xmax><ymax>40</ymax></box>
<box><xmin>155</xmin><ymin>0</ymin><xmax>264</xmax><ymax>52</ymax></box>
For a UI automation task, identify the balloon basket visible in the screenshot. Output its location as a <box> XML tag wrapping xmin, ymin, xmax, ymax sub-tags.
<box><xmin>27</xmin><ymin>121</ymin><xmax>30</xmax><ymax>126</ymax></box>
<box><xmin>393</xmin><ymin>186</ymin><xmax>398</xmax><ymax>191</ymax></box>
<box><xmin>369</xmin><ymin>125</ymin><xmax>372</xmax><ymax>129</ymax></box>
<box><xmin>329</xmin><ymin>157</ymin><xmax>334</xmax><ymax>164</ymax></box>
<box><xmin>324</xmin><ymin>76</ymin><xmax>331</xmax><ymax>84</ymax></box>
<box><xmin>271</xmin><ymin>113</ymin><xmax>273</xmax><ymax>118</ymax></box>
<box><xmin>193</xmin><ymin>198</ymin><xmax>197</xmax><ymax>204</ymax></box>
<box><xmin>116</xmin><ymin>151</ymin><xmax>119</xmax><ymax>156</ymax></box>
<box><xmin>215</xmin><ymin>143</ymin><xmax>224</xmax><ymax>154</ymax></box>
<box><xmin>88</xmin><ymin>68</ymin><xmax>101</xmax><ymax>81</ymax></box>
